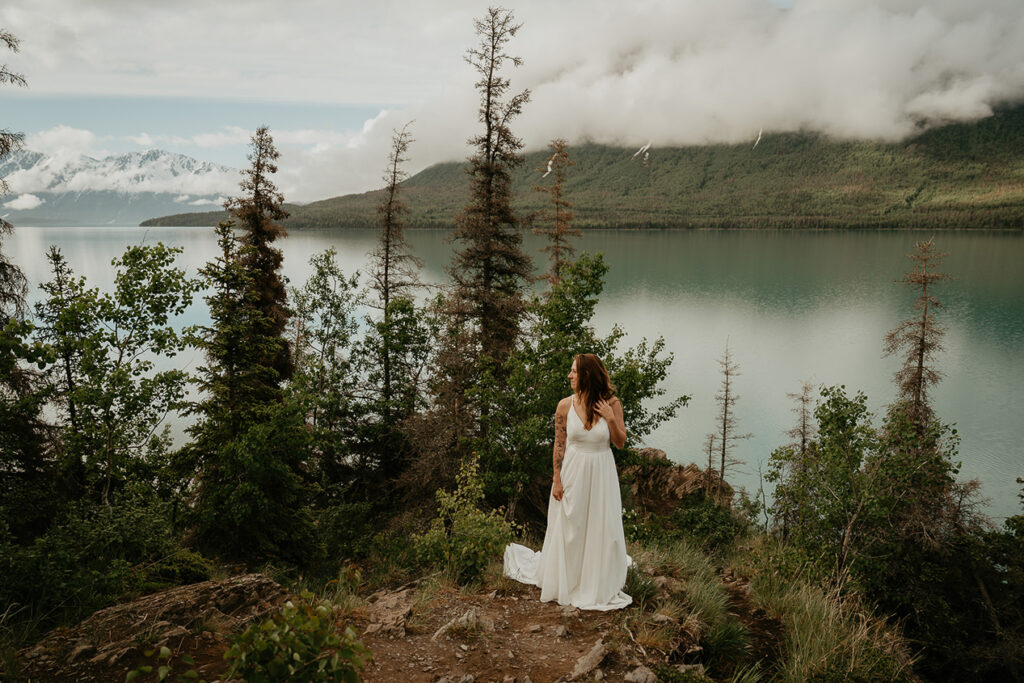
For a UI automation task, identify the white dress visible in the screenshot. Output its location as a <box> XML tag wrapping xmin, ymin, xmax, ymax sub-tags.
<box><xmin>503</xmin><ymin>396</ymin><xmax>632</xmax><ymax>611</ymax></box>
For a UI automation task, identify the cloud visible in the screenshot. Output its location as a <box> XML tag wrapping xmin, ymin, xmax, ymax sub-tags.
<box><xmin>127</xmin><ymin>132</ymin><xmax>155</xmax><ymax>146</ymax></box>
<box><xmin>25</xmin><ymin>125</ymin><xmax>105</xmax><ymax>158</ymax></box>
<box><xmin>3</xmin><ymin>193</ymin><xmax>45</xmax><ymax>210</ymax></box>
<box><xmin>188</xmin><ymin>197</ymin><xmax>226</xmax><ymax>206</ymax></box>
<box><xmin>272</xmin><ymin>0</ymin><xmax>1024</xmax><ymax>201</ymax></box>
<box><xmin>5</xmin><ymin>0</ymin><xmax>1024</xmax><ymax>201</ymax></box>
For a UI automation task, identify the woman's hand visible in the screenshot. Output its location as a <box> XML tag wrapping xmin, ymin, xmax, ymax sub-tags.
<box><xmin>598</xmin><ymin>397</ymin><xmax>627</xmax><ymax>449</ymax></box>
<box><xmin>552</xmin><ymin>478</ymin><xmax>564</xmax><ymax>501</ymax></box>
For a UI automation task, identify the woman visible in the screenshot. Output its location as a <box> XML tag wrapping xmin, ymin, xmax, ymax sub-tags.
<box><xmin>504</xmin><ymin>353</ymin><xmax>632</xmax><ymax>610</ymax></box>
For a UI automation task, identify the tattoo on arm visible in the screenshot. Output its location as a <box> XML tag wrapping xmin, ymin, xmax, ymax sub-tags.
<box><xmin>554</xmin><ymin>412</ymin><xmax>567</xmax><ymax>474</ymax></box>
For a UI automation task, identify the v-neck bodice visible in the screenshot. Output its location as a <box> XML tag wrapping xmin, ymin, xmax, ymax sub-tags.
<box><xmin>569</xmin><ymin>396</ymin><xmax>610</xmax><ymax>452</ymax></box>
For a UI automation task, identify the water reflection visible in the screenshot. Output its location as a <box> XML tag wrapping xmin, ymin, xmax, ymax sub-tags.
<box><xmin>11</xmin><ymin>226</ymin><xmax>1024</xmax><ymax>519</ymax></box>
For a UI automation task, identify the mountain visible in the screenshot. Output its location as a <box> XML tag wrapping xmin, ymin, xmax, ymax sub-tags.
<box><xmin>145</xmin><ymin>104</ymin><xmax>1024</xmax><ymax>230</ymax></box>
<box><xmin>0</xmin><ymin>149</ymin><xmax>238</xmax><ymax>227</ymax></box>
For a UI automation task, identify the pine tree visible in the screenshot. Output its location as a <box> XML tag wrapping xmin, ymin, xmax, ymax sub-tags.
<box><xmin>448</xmin><ymin>7</ymin><xmax>532</xmax><ymax>374</ymax></box>
<box><xmin>180</xmin><ymin>223</ymin><xmax>312</xmax><ymax>560</ymax></box>
<box><xmin>224</xmin><ymin>126</ymin><xmax>293</xmax><ymax>390</ymax></box>
<box><xmin>370</xmin><ymin>122</ymin><xmax>424</xmax><ymax>418</ymax></box>
<box><xmin>1</xmin><ymin>28</ymin><xmax>28</xmax><ymax>319</ymax></box>
<box><xmin>532</xmin><ymin>138</ymin><xmax>578</xmax><ymax>287</ymax></box>
<box><xmin>883</xmin><ymin>236</ymin><xmax>952</xmax><ymax>427</ymax></box>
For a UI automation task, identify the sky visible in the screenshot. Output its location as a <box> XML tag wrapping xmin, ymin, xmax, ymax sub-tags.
<box><xmin>2</xmin><ymin>0</ymin><xmax>1024</xmax><ymax>203</ymax></box>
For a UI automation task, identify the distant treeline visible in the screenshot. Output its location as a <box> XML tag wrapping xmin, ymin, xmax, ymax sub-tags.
<box><xmin>143</xmin><ymin>104</ymin><xmax>1024</xmax><ymax>230</ymax></box>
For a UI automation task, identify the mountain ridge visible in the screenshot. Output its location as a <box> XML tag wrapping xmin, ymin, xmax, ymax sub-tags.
<box><xmin>145</xmin><ymin>104</ymin><xmax>1024</xmax><ymax>230</ymax></box>
<box><xmin>0</xmin><ymin>148</ymin><xmax>238</xmax><ymax>226</ymax></box>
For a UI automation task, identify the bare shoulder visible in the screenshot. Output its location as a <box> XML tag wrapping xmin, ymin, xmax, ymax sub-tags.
<box><xmin>609</xmin><ymin>396</ymin><xmax>623</xmax><ymax>408</ymax></box>
<box><xmin>555</xmin><ymin>396</ymin><xmax>572</xmax><ymax>415</ymax></box>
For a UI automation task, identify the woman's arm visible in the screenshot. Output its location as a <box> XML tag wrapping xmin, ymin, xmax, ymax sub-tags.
<box><xmin>596</xmin><ymin>397</ymin><xmax>627</xmax><ymax>449</ymax></box>
<box><xmin>552</xmin><ymin>398</ymin><xmax>569</xmax><ymax>501</ymax></box>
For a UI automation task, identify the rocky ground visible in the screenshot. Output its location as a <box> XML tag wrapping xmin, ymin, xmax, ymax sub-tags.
<box><xmin>13</xmin><ymin>456</ymin><xmax>779</xmax><ymax>682</ymax></box>
<box><xmin>15</xmin><ymin>564</ymin><xmax>780</xmax><ymax>683</ymax></box>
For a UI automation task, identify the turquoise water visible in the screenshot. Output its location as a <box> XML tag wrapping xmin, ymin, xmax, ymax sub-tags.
<box><xmin>10</xmin><ymin>226</ymin><xmax>1024</xmax><ymax>520</ymax></box>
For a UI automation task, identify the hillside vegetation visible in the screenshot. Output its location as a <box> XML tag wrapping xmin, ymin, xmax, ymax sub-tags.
<box><xmin>144</xmin><ymin>104</ymin><xmax>1024</xmax><ymax>230</ymax></box>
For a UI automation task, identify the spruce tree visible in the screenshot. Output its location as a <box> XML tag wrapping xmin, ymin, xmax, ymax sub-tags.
<box><xmin>883</xmin><ymin>236</ymin><xmax>952</xmax><ymax>428</ymax></box>
<box><xmin>448</xmin><ymin>6</ymin><xmax>532</xmax><ymax>374</ymax></box>
<box><xmin>181</xmin><ymin>130</ymin><xmax>310</xmax><ymax>560</ymax></box>
<box><xmin>224</xmin><ymin>126</ymin><xmax>293</xmax><ymax>390</ymax></box>
<box><xmin>369</xmin><ymin>122</ymin><xmax>424</xmax><ymax>419</ymax></box>
<box><xmin>1</xmin><ymin>28</ymin><xmax>28</xmax><ymax>319</ymax></box>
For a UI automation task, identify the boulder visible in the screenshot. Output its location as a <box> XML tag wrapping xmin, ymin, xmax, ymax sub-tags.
<box><xmin>17</xmin><ymin>573</ymin><xmax>286</xmax><ymax>682</ymax></box>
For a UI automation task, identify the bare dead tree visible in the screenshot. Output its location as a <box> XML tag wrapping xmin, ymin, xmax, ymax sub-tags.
<box><xmin>712</xmin><ymin>341</ymin><xmax>751</xmax><ymax>503</ymax></box>
<box><xmin>532</xmin><ymin>138</ymin><xmax>579</xmax><ymax>287</ymax></box>
<box><xmin>786</xmin><ymin>380</ymin><xmax>817</xmax><ymax>456</ymax></box>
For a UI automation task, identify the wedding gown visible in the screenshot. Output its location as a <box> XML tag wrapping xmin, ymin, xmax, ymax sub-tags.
<box><xmin>503</xmin><ymin>396</ymin><xmax>632</xmax><ymax>611</ymax></box>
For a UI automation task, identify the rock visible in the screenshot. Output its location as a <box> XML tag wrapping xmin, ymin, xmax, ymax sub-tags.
<box><xmin>621</xmin><ymin>461</ymin><xmax>734</xmax><ymax>514</ymax></box>
<box><xmin>527</xmin><ymin>624</ymin><xmax>542</xmax><ymax>633</ymax></box>
<box><xmin>17</xmin><ymin>573</ymin><xmax>286</xmax><ymax>682</ymax></box>
<box><xmin>675</xmin><ymin>663</ymin><xmax>708</xmax><ymax>678</ymax></box>
<box><xmin>503</xmin><ymin>676</ymin><xmax>516</xmax><ymax>683</ymax></box>
<box><xmin>651</xmin><ymin>613</ymin><xmax>676</xmax><ymax>624</ymax></box>
<box><xmin>559</xmin><ymin>605</ymin><xmax>580</xmax><ymax>618</ymax></box>
<box><xmin>432</xmin><ymin>608</ymin><xmax>493</xmax><ymax>641</ymax></box>
<box><xmin>458</xmin><ymin>676</ymin><xmax>475</xmax><ymax>683</ymax></box>
<box><xmin>652</xmin><ymin>575</ymin><xmax>684</xmax><ymax>593</ymax></box>
<box><xmin>554</xmin><ymin>625</ymin><xmax>568</xmax><ymax>637</ymax></box>
<box><xmin>68</xmin><ymin>642</ymin><xmax>96</xmax><ymax>662</ymax></box>
<box><xmin>625</xmin><ymin>665</ymin><xmax>658</xmax><ymax>683</ymax></box>
<box><xmin>570</xmin><ymin>638</ymin><xmax>606</xmax><ymax>680</ymax></box>
<box><xmin>635</xmin><ymin>447</ymin><xmax>668</xmax><ymax>461</ymax></box>
<box><xmin>366</xmin><ymin>587</ymin><xmax>415</xmax><ymax>637</ymax></box>
<box><xmin>594</xmin><ymin>669</ymin><xmax>604</xmax><ymax>680</ymax></box>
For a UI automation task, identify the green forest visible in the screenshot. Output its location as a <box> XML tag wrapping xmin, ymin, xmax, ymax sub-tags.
<box><xmin>144</xmin><ymin>104</ymin><xmax>1024</xmax><ymax>231</ymax></box>
<box><xmin>4</xmin><ymin>11</ymin><xmax>1024</xmax><ymax>683</ymax></box>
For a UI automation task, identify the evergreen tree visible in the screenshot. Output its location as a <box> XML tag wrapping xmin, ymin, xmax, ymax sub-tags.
<box><xmin>180</xmin><ymin>223</ymin><xmax>312</xmax><ymax>561</ymax></box>
<box><xmin>532</xmin><ymin>138</ymin><xmax>578</xmax><ymax>287</ymax></box>
<box><xmin>447</xmin><ymin>6</ymin><xmax>532</xmax><ymax>385</ymax></box>
<box><xmin>1</xmin><ymin>28</ymin><xmax>28</xmax><ymax>319</ymax></box>
<box><xmin>883</xmin><ymin>236</ymin><xmax>952</xmax><ymax>427</ymax></box>
<box><xmin>368</xmin><ymin>122</ymin><xmax>425</xmax><ymax>423</ymax></box>
<box><xmin>224</xmin><ymin>126</ymin><xmax>293</xmax><ymax>390</ymax></box>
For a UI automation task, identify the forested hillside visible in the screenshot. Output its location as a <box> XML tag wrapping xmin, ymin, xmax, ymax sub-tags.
<box><xmin>144</xmin><ymin>104</ymin><xmax>1024</xmax><ymax>230</ymax></box>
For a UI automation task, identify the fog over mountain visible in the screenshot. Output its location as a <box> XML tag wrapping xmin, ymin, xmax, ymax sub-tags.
<box><xmin>2</xmin><ymin>0</ymin><xmax>1023</xmax><ymax>203</ymax></box>
<box><xmin>278</xmin><ymin>0</ymin><xmax>1024</xmax><ymax>201</ymax></box>
<box><xmin>0</xmin><ymin>148</ymin><xmax>238</xmax><ymax>226</ymax></box>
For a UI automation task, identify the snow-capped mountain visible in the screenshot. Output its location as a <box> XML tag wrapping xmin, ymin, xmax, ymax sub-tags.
<box><xmin>0</xmin><ymin>149</ymin><xmax>239</xmax><ymax>226</ymax></box>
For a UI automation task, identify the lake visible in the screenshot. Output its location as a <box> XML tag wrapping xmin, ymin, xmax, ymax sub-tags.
<box><xmin>10</xmin><ymin>226</ymin><xmax>1024</xmax><ymax>521</ymax></box>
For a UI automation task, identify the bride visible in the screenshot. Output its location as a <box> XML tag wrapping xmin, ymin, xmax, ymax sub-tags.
<box><xmin>503</xmin><ymin>353</ymin><xmax>632</xmax><ymax>610</ymax></box>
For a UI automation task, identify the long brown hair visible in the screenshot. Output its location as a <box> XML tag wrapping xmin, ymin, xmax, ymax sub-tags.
<box><xmin>575</xmin><ymin>353</ymin><xmax>615</xmax><ymax>428</ymax></box>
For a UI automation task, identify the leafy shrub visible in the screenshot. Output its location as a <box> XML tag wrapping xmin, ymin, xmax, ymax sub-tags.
<box><xmin>624</xmin><ymin>493</ymin><xmax>752</xmax><ymax>553</ymax></box>
<box><xmin>224</xmin><ymin>591</ymin><xmax>368</xmax><ymax>682</ymax></box>
<box><xmin>0</xmin><ymin>489</ymin><xmax>206</xmax><ymax>629</ymax></box>
<box><xmin>413</xmin><ymin>455</ymin><xmax>518</xmax><ymax>584</ymax></box>
<box><xmin>126</xmin><ymin>646</ymin><xmax>202</xmax><ymax>682</ymax></box>
<box><xmin>669</xmin><ymin>494</ymin><xmax>751</xmax><ymax>552</ymax></box>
